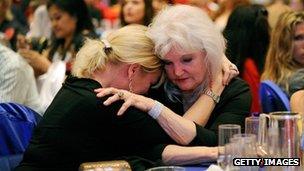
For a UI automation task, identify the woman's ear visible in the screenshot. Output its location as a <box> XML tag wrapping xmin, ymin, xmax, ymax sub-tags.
<box><xmin>127</xmin><ymin>63</ymin><xmax>141</xmax><ymax>79</ymax></box>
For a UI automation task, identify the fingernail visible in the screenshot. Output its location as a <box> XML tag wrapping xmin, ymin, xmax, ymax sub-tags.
<box><xmin>103</xmin><ymin>101</ymin><xmax>108</xmax><ymax>105</ymax></box>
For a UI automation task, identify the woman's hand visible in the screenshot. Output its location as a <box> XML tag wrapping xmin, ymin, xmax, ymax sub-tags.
<box><xmin>96</xmin><ymin>87</ymin><xmax>197</xmax><ymax>145</ymax></box>
<box><xmin>95</xmin><ymin>87</ymin><xmax>155</xmax><ymax>115</ymax></box>
<box><xmin>222</xmin><ymin>55</ymin><xmax>239</xmax><ymax>85</ymax></box>
<box><xmin>18</xmin><ymin>49</ymin><xmax>51</xmax><ymax>75</ymax></box>
<box><xmin>18</xmin><ymin>49</ymin><xmax>41</xmax><ymax>63</ymax></box>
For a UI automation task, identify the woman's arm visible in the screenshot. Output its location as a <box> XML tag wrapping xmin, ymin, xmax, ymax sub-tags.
<box><xmin>161</xmin><ymin>145</ymin><xmax>218</xmax><ymax>165</ymax></box>
<box><xmin>181</xmin><ymin>55</ymin><xmax>238</xmax><ymax>126</ymax></box>
<box><xmin>18</xmin><ymin>49</ymin><xmax>51</xmax><ymax>76</ymax></box>
<box><xmin>98</xmin><ymin>88</ymin><xmax>196</xmax><ymax>145</ymax></box>
<box><xmin>97</xmin><ymin>56</ymin><xmax>238</xmax><ymax>126</ymax></box>
<box><xmin>290</xmin><ymin>90</ymin><xmax>304</xmax><ymax>114</ymax></box>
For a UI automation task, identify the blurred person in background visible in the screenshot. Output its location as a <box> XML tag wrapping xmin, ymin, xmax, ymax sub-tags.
<box><xmin>10</xmin><ymin>0</ymin><xmax>29</xmax><ymax>33</ymax></box>
<box><xmin>213</xmin><ymin>0</ymin><xmax>250</xmax><ymax>31</ymax></box>
<box><xmin>152</xmin><ymin>0</ymin><xmax>172</xmax><ymax>14</ymax></box>
<box><xmin>120</xmin><ymin>0</ymin><xmax>154</xmax><ymax>26</ymax></box>
<box><xmin>223</xmin><ymin>4</ymin><xmax>270</xmax><ymax>113</ymax></box>
<box><xmin>0</xmin><ymin>0</ymin><xmax>27</xmax><ymax>50</ymax></box>
<box><xmin>261</xmin><ymin>11</ymin><xmax>304</xmax><ymax>96</ymax></box>
<box><xmin>188</xmin><ymin>0</ymin><xmax>219</xmax><ymax>17</ymax></box>
<box><xmin>26</xmin><ymin>0</ymin><xmax>52</xmax><ymax>39</ymax></box>
<box><xmin>18</xmin><ymin>0</ymin><xmax>97</xmax><ymax>76</ymax></box>
<box><xmin>266</xmin><ymin>0</ymin><xmax>291</xmax><ymax>29</ymax></box>
<box><xmin>0</xmin><ymin>43</ymin><xmax>41</xmax><ymax>113</ymax></box>
<box><xmin>84</xmin><ymin>0</ymin><xmax>103</xmax><ymax>28</ymax></box>
<box><xmin>18</xmin><ymin>0</ymin><xmax>98</xmax><ymax>113</ymax></box>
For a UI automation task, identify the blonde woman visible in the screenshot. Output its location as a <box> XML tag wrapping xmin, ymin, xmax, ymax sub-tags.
<box><xmin>16</xmin><ymin>25</ymin><xmax>219</xmax><ymax>170</ymax></box>
<box><xmin>261</xmin><ymin>11</ymin><xmax>304</xmax><ymax>96</ymax></box>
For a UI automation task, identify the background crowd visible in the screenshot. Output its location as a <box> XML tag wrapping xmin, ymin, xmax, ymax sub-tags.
<box><xmin>1</xmin><ymin>0</ymin><xmax>304</xmax><ymax>114</ymax></box>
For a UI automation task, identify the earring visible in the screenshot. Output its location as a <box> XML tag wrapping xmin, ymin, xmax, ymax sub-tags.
<box><xmin>129</xmin><ymin>77</ymin><xmax>134</xmax><ymax>93</ymax></box>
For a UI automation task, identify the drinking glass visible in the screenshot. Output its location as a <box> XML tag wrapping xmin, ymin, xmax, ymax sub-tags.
<box><xmin>233</xmin><ymin>133</ymin><xmax>257</xmax><ymax>157</ymax></box>
<box><xmin>232</xmin><ymin>134</ymin><xmax>258</xmax><ymax>171</ymax></box>
<box><xmin>218</xmin><ymin>124</ymin><xmax>241</xmax><ymax>169</ymax></box>
<box><xmin>224</xmin><ymin>142</ymin><xmax>239</xmax><ymax>171</ymax></box>
<box><xmin>245</xmin><ymin>116</ymin><xmax>259</xmax><ymax>138</ymax></box>
<box><xmin>218</xmin><ymin>124</ymin><xmax>241</xmax><ymax>146</ymax></box>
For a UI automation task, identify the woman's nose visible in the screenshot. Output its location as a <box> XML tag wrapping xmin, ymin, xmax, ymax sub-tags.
<box><xmin>51</xmin><ymin>20</ymin><xmax>57</xmax><ymax>29</ymax></box>
<box><xmin>173</xmin><ymin>65</ymin><xmax>184</xmax><ymax>77</ymax></box>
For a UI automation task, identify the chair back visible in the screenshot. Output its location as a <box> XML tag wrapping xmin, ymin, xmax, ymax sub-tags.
<box><xmin>259</xmin><ymin>80</ymin><xmax>290</xmax><ymax>113</ymax></box>
<box><xmin>0</xmin><ymin>103</ymin><xmax>42</xmax><ymax>156</ymax></box>
<box><xmin>0</xmin><ymin>153</ymin><xmax>23</xmax><ymax>171</ymax></box>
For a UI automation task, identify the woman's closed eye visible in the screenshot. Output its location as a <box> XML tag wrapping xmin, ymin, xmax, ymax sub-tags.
<box><xmin>182</xmin><ymin>57</ymin><xmax>192</xmax><ymax>63</ymax></box>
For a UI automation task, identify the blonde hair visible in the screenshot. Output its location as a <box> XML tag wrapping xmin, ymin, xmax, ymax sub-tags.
<box><xmin>72</xmin><ymin>24</ymin><xmax>162</xmax><ymax>78</ymax></box>
<box><xmin>261</xmin><ymin>11</ymin><xmax>304</xmax><ymax>91</ymax></box>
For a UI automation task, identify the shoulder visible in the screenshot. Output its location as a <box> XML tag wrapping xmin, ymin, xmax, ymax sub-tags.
<box><xmin>290</xmin><ymin>90</ymin><xmax>304</xmax><ymax>113</ymax></box>
<box><xmin>289</xmin><ymin>69</ymin><xmax>304</xmax><ymax>95</ymax></box>
<box><xmin>0</xmin><ymin>45</ymin><xmax>32</xmax><ymax>74</ymax></box>
<box><xmin>220</xmin><ymin>77</ymin><xmax>251</xmax><ymax>102</ymax></box>
<box><xmin>213</xmin><ymin>78</ymin><xmax>252</xmax><ymax>116</ymax></box>
<box><xmin>224</xmin><ymin>77</ymin><xmax>250</xmax><ymax>92</ymax></box>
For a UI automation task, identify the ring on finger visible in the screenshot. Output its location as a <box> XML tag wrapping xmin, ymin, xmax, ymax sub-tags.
<box><xmin>117</xmin><ymin>91</ymin><xmax>124</xmax><ymax>99</ymax></box>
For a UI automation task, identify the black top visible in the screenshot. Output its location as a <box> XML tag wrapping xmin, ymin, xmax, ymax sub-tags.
<box><xmin>149</xmin><ymin>78</ymin><xmax>252</xmax><ymax>146</ymax></box>
<box><xmin>16</xmin><ymin>76</ymin><xmax>206</xmax><ymax>171</ymax></box>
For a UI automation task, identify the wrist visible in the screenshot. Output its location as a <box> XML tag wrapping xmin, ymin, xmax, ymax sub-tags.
<box><xmin>148</xmin><ymin>100</ymin><xmax>164</xmax><ymax>119</ymax></box>
<box><xmin>203</xmin><ymin>89</ymin><xmax>220</xmax><ymax>103</ymax></box>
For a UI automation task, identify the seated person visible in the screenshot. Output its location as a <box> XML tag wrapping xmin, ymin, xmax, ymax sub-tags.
<box><xmin>18</xmin><ymin>0</ymin><xmax>97</xmax><ymax>76</ymax></box>
<box><xmin>0</xmin><ymin>0</ymin><xmax>27</xmax><ymax>50</ymax></box>
<box><xmin>0</xmin><ymin>44</ymin><xmax>41</xmax><ymax>113</ymax></box>
<box><xmin>16</xmin><ymin>25</ymin><xmax>220</xmax><ymax>171</ymax></box>
<box><xmin>261</xmin><ymin>11</ymin><xmax>304</xmax><ymax>97</ymax></box>
<box><xmin>96</xmin><ymin>5</ymin><xmax>251</xmax><ymax>145</ymax></box>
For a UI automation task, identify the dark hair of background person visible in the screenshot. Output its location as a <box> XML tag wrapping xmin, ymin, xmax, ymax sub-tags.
<box><xmin>120</xmin><ymin>0</ymin><xmax>154</xmax><ymax>26</ymax></box>
<box><xmin>223</xmin><ymin>4</ymin><xmax>270</xmax><ymax>74</ymax></box>
<box><xmin>46</xmin><ymin>0</ymin><xmax>95</xmax><ymax>60</ymax></box>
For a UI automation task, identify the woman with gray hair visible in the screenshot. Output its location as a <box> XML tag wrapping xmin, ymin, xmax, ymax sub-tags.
<box><xmin>96</xmin><ymin>5</ymin><xmax>251</xmax><ymax>148</ymax></box>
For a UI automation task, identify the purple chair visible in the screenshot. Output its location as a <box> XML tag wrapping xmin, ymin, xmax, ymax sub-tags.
<box><xmin>0</xmin><ymin>103</ymin><xmax>42</xmax><ymax>156</ymax></box>
<box><xmin>259</xmin><ymin>80</ymin><xmax>290</xmax><ymax>113</ymax></box>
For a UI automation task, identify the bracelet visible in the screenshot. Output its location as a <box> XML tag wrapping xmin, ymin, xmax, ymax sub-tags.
<box><xmin>203</xmin><ymin>89</ymin><xmax>220</xmax><ymax>103</ymax></box>
<box><xmin>148</xmin><ymin>101</ymin><xmax>164</xmax><ymax>119</ymax></box>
